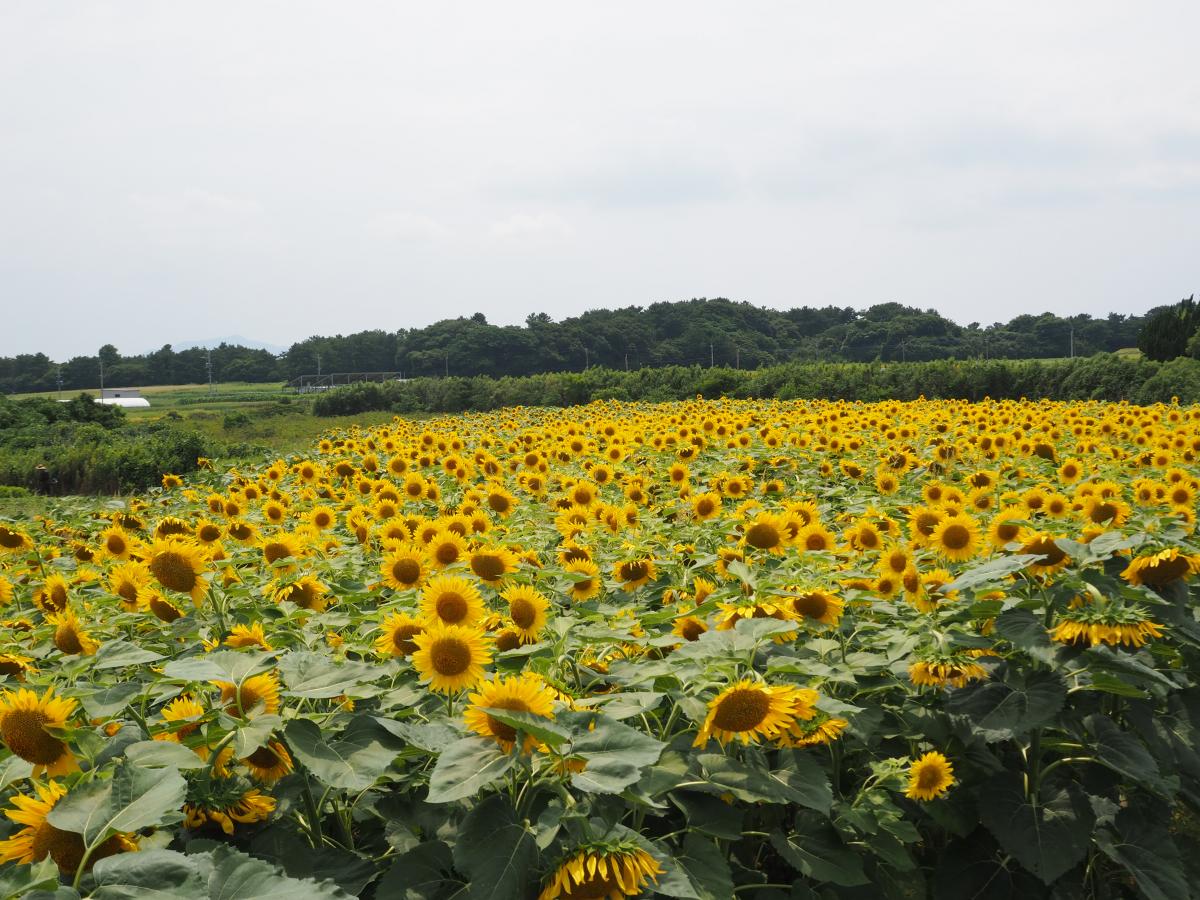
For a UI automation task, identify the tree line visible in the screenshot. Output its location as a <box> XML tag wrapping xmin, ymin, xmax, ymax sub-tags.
<box><xmin>0</xmin><ymin>297</ymin><xmax>1173</xmax><ymax>394</ymax></box>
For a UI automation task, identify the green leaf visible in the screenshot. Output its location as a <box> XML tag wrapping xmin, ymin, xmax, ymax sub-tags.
<box><xmin>944</xmin><ymin>555</ymin><xmax>1045</xmax><ymax>592</ymax></box>
<box><xmin>162</xmin><ymin>650</ymin><xmax>273</xmax><ymax>684</ymax></box>
<box><xmin>0</xmin><ymin>755</ymin><xmax>33</xmax><ymax>790</ymax></box>
<box><xmin>426</xmin><ymin>737</ymin><xmax>515</xmax><ymax>804</ymax></box>
<box><xmin>671</xmin><ymin>792</ymin><xmax>745</xmax><ymax>841</ymax></box>
<box><xmin>373</xmin><ymin>717</ymin><xmax>461</xmax><ymax>753</ymax></box>
<box><xmin>979</xmin><ymin>776</ymin><xmax>1095</xmax><ymax>884</ymax></box>
<box><xmin>46</xmin><ymin>759</ymin><xmax>186</xmax><ymax>847</ymax></box>
<box><xmin>250</xmin><ymin>825</ymin><xmax>380</xmax><ymax>896</ymax></box>
<box><xmin>124</xmin><ymin>740</ymin><xmax>206</xmax><ymax>770</ymax></box>
<box><xmin>991</xmin><ymin>608</ymin><xmax>1058</xmax><ymax>664</ymax></box>
<box><xmin>0</xmin><ymin>859</ymin><xmax>59</xmax><ymax>900</ymax></box>
<box><xmin>80</xmin><ymin>683</ymin><xmax>142</xmax><ymax>719</ymax></box>
<box><xmin>1094</xmin><ymin>799</ymin><xmax>1189</xmax><ymax>900</ymax></box>
<box><xmin>696</xmin><ymin>753</ymin><xmax>829</xmax><ymax>812</ymax></box>
<box><xmin>376</xmin><ymin>841</ymin><xmax>464</xmax><ymax>900</ymax></box>
<box><xmin>231</xmin><ymin>714</ymin><xmax>284</xmax><ymax>758</ymax></box>
<box><xmin>946</xmin><ymin>669</ymin><xmax>1066</xmax><ymax>742</ymax></box>
<box><xmin>770</xmin><ymin>825</ymin><xmax>869</xmax><ymax>887</ymax></box>
<box><xmin>90</xmin><ymin>849</ymin><xmax>205</xmax><ymax>899</ymax></box>
<box><xmin>451</xmin><ymin>795</ymin><xmax>537</xmax><ymax>900</ymax></box>
<box><xmin>277</xmin><ymin>651</ymin><xmax>379</xmax><ymax>698</ymax></box>
<box><xmin>92</xmin><ymin>640</ymin><xmax>164</xmax><ymax>671</ymax></box>
<box><xmin>479</xmin><ymin>708</ymin><xmax>570</xmax><ymax>747</ymax></box>
<box><xmin>573</xmin><ymin>691</ymin><xmax>663</xmax><ymax>719</ymax></box>
<box><xmin>1085</xmin><ymin>714</ymin><xmax>1174</xmax><ymax>796</ymax></box>
<box><xmin>568</xmin><ymin>715</ymin><xmax>666</xmax><ymax>794</ymax></box>
<box><xmin>284</xmin><ymin>717</ymin><xmax>400</xmax><ymax>791</ymax></box>
<box><xmin>670</xmin><ymin>834</ymin><xmax>735</xmax><ymax>900</ymax></box>
<box><xmin>204</xmin><ymin>844</ymin><xmax>354</xmax><ymax>898</ymax></box>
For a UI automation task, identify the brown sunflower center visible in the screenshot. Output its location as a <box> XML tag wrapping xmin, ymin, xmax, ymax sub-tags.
<box><xmin>1089</xmin><ymin>503</ymin><xmax>1118</xmax><ymax>523</ymax></box>
<box><xmin>46</xmin><ymin>585</ymin><xmax>68</xmax><ymax>612</ymax></box>
<box><xmin>435</xmin><ymin>592</ymin><xmax>469</xmax><ymax>623</ymax></box>
<box><xmin>485</xmin><ymin>698</ymin><xmax>530</xmax><ymax>743</ymax></box>
<box><xmin>745</xmin><ymin>523</ymin><xmax>781</xmax><ymax>550</ymax></box>
<box><xmin>941</xmin><ymin>524</ymin><xmax>971</xmax><ymax>551</ymax></box>
<box><xmin>434</xmin><ymin>543</ymin><xmax>461</xmax><ymax>566</ymax></box>
<box><xmin>696</xmin><ymin>499</ymin><xmax>716</xmax><ymax>517</ymax></box>
<box><xmin>105</xmin><ymin>534</ymin><xmax>127</xmax><ymax>555</ymax></box>
<box><xmin>246</xmin><ymin>744</ymin><xmax>282</xmax><ymax>768</ymax></box>
<box><xmin>495</xmin><ymin>630</ymin><xmax>521</xmax><ymax>652</ymax></box>
<box><xmin>54</xmin><ymin>624</ymin><xmax>84</xmax><ymax>655</ymax></box>
<box><xmin>488</xmin><ymin>495</ymin><xmax>511</xmax><ymax>513</ymax></box>
<box><xmin>263</xmin><ymin>543</ymin><xmax>292</xmax><ymax>564</ymax></box>
<box><xmin>679</xmin><ymin>620</ymin><xmax>706</xmax><ymax>641</ymax></box>
<box><xmin>392</xmin><ymin>624</ymin><xmax>423</xmax><ymax>656</ymax></box>
<box><xmin>430</xmin><ymin>638</ymin><xmax>472</xmax><ymax>676</ymax></box>
<box><xmin>0</xmin><ymin>528</ymin><xmax>26</xmax><ymax>549</ymax></box>
<box><xmin>620</xmin><ymin>561</ymin><xmax>648</xmax><ymax>582</ymax></box>
<box><xmin>916</xmin><ymin>764</ymin><xmax>944</xmax><ymax>791</ymax></box>
<box><xmin>471</xmin><ymin>554</ymin><xmax>506</xmax><ymax>581</ymax></box>
<box><xmin>1</xmin><ymin>708</ymin><xmax>67</xmax><ymax>765</ymax></box>
<box><xmin>510</xmin><ymin>598</ymin><xmax>537</xmax><ymax>630</ymax></box>
<box><xmin>711</xmin><ymin>687</ymin><xmax>771</xmax><ymax>733</ymax></box>
<box><xmin>150</xmin><ymin>595</ymin><xmax>182</xmax><ymax>623</ymax></box>
<box><xmin>804</xmin><ymin>532</ymin><xmax>830</xmax><ymax>551</ymax></box>
<box><xmin>198</xmin><ymin>525</ymin><xmax>222</xmax><ymax>543</ymax></box>
<box><xmin>793</xmin><ymin>593</ymin><xmax>829</xmax><ymax>621</ymax></box>
<box><xmin>150</xmin><ymin>552</ymin><xmax>198</xmax><ymax>593</ymax></box>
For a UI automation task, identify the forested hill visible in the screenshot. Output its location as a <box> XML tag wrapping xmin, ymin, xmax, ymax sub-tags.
<box><xmin>1</xmin><ymin>298</ymin><xmax>1149</xmax><ymax>393</ymax></box>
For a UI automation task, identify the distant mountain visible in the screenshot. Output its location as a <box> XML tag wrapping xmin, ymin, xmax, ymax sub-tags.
<box><xmin>170</xmin><ymin>336</ymin><xmax>288</xmax><ymax>355</ymax></box>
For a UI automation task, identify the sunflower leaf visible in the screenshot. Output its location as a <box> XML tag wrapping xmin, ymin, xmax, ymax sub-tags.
<box><xmin>284</xmin><ymin>717</ymin><xmax>400</xmax><ymax>792</ymax></box>
<box><xmin>46</xmin><ymin>759</ymin><xmax>186</xmax><ymax>847</ymax></box>
<box><xmin>277</xmin><ymin>651</ymin><xmax>379</xmax><ymax>699</ymax></box>
<box><xmin>569</xmin><ymin>715</ymin><xmax>666</xmax><ymax>794</ymax></box>
<box><xmin>478</xmin><ymin>707</ymin><xmax>569</xmax><ymax>747</ymax></box>
<box><xmin>979</xmin><ymin>775</ymin><xmax>1095</xmax><ymax>884</ymax></box>
<box><xmin>426</xmin><ymin>737</ymin><xmax>516</xmax><ymax>804</ymax></box>
<box><xmin>451</xmin><ymin>795</ymin><xmax>537</xmax><ymax>900</ymax></box>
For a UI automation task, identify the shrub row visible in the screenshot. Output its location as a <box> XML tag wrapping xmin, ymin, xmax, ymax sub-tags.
<box><xmin>312</xmin><ymin>354</ymin><xmax>1200</xmax><ymax>416</ymax></box>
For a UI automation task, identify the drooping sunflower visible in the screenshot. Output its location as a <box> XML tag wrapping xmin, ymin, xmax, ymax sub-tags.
<box><xmin>672</xmin><ymin>615</ymin><xmax>709</xmax><ymax>643</ymax></box>
<box><xmin>0</xmin><ymin>653</ymin><xmax>35</xmax><ymax>682</ymax></box>
<box><xmin>0</xmin><ymin>687</ymin><xmax>79</xmax><ymax>776</ymax></box>
<box><xmin>613</xmin><ymin>557</ymin><xmax>656</xmax><ymax>591</ymax></box>
<box><xmin>1121</xmin><ymin>547</ymin><xmax>1200</xmax><ymax>587</ymax></box>
<box><xmin>905</xmin><ymin>751</ymin><xmax>955</xmax><ymax>801</ymax></box>
<box><xmin>1018</xmin><ymin>532</ymin><xmax>1071</xmax><ymax>576</ymax></box>
<box><xmin>467</xmin><ymin>544</ymin><xmax>520</xmax><ymax>583</ymax></box>
<box><xmin>538</xmin><ymin>844</ymin><xmax>663</xmax><ymax>900</ymax></box>
<box><xmin>929</xmin><ymin>514</ymin><xmax>982</xmax><ymax>563</ymax></box>
<box><xmin>269</xmin><ymin>575</ymin><xmax>329</xmax><ymax>612</ymax></box>
<box><xmin>0</xmin><ymin>780</ymin><xmax>136</xmax><ymax>876</ymax></box>
<box><xmin>146</xmin><ymin>537</ymin><xmax>209</xmax><ymax>606</ymax></box>
<box><xmin>215</xmin><ymin>672</ymin><xmax>281</xmax><ymax>718</ymax></box>
<box><xmin>183</xmin><ymin>787</ymin><xmax>276</xmax><ymax>836</ymax></box>
<box><xmin>693</xmin><ymin>679</ymin><xmax>814</xmax><ymax>747</ymax></box>
<box><xmin>47</xmin><ymin>609</ymin><xmax>98</xmax><ymax>656</ymax></box>
<box><xmin>908</xmin><ymin>655</ymin><xmax>988</xmax><ymax>689</ymax></box>
<box><xmin>411</xmin><ymin>623</ymin><xmax>493</xmax><ymax>693</ymax></box>
<box><xmin>1051</xmin><ymin>606</ymin><xmax>1165</xmax><ymax>648</ymax></box>
<box><xmin>780</xmin><ymin>713</ymin><xmax>849</xmax><ymax>748</ymax></box>
<box><xmin>464</xmin><ymin>672</ymin><xmax>558</xmax><ymax>752</ymax></box>
<box><xmin>420</xmin><ymin>575</ymin><xmax>485</xmax><ymax>627</ymax></box>
<box><xmin>502</xmin><ymin>584</ymin><xmax>549</xmax><ymax>642</ymax></box>
<box><xmin>242</xmin><ymin>740</ymin><xmax>293</xmax><ymax>784</ymax></box>
<box><xmin>144</xmin><ymin>589</ymin><xmax>185</xmax><ymax>623</ymax></box>
<box><xmin>375</xmin><ymin>612</ymin><xmax>426</xmax><ymax>658</ymax></box>
<box><xmin>381</xmin><ymin>543</ymin><xmax>431</xmax><ymax>591</ymax></box>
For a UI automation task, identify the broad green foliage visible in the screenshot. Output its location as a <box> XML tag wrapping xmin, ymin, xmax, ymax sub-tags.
<box><xmin>0</xmin><ymin>396</ymin><xmax>1199</xmax><ymax>898</ymax></box>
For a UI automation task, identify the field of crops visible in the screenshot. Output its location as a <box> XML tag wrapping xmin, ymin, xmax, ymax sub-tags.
<box><xmin>0</xmin><ymin>397</ymin><xmax>1198</xmax><ymax>899</ymax></box>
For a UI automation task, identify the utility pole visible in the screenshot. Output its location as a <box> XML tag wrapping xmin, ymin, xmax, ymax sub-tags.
<box><xmin>624</xmin><ymin>351</ymin><xmax>628</xmax><ymax>371</ymax></box>
<box><xmin>710</xmin><ymin>342</ymin><xmax>714</xmax><ymax>368</ymax></box>
<box><xmin>444</xmin><ymin>354</ymin><xmax>449</xmax><ymax>377</ymax></box>
<box><xmin>584</xmin><ymin>347</ymin><xmax>589</xmax><ymax>370</ymax></box>
<box><xmin>316</xmin><ymin>352</ymin><xmax>322</xmax><ymax>376</ymax></box>
<box><xmin>56</xmin><ymin>367</ymin><xmax>63</xmax><ymax>401</ymax></box>
<box><xmin>1069</xmin><ymin>325</ymin><xmax>1074</xmax><ymax>359</ymax></box>
<box><xmin>98</xmin><ymin>352</ymin><xmax>104</xmax><ymax>393</ymax></box>
<box><xmin>206</xmin><ymin>349</ymin><xmax>214</xmax><ymax>394</ymax></box>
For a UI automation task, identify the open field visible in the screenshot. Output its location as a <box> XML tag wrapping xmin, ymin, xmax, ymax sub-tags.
<box><xmin>0</xmin><ymin>396</ymin><xmax>1197</xmax><ymax>897</ymax></box>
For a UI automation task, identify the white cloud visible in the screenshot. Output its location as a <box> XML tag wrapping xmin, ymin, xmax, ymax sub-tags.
<box><xmin>488</xmin><ymin>212</ymin><xmax>573</xmax><ymax>242</ymax></box>
<box><xmin>365</xmin><ymin>211</ymin><xmax>451</xmax><ymax>241</ymax></box>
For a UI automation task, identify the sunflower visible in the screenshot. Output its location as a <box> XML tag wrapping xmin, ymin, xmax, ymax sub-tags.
<box><xmin>784</xmin><ymin>588</ymin><xmax>844</xmax><ymax>627</ymax></box>
<box><xmin>381</xmin><ymin>543</ymin><xmax>431</xmax><ymax>591</ymax></box>
<box><xmin>215</xmin><ymin>672</ymin><xmax>281</xmax><ymax>718</ymax></box>
<box><xmin>0</xmin><ymin>653</ymin><xmax>35</xmax><ymax>682</ymax></box>
<box><xmin>97</xmin><ymin>524</ymin><xmax>136</xmax><ymax>560</ymax></box>
<box><xmin>375</xmin><ymin>612</ymin><xmax>426</xmax><ymax>658</ymax></box>
<box><xmin>420</xmin><ymin>575</ymin><xmax>485</xmax><ymax>627</ymax></box>
<box><xmin>928</xmin><ymin>514</ymin><xmax>982</xmax><ymax>563</ymax></box>
<box><xmin>484</xmin><ymin>486</ymin><xmax>518</xmax><ymax>518</ymax></box>
<box><xmin>502</xmin><ymin>584</ymin><xmax>549</xmax><ymax>642</ymax></box>
<box><xmin>427</xmin><ymin>530</ymin><xmax>469</xmax><ymax>569</ymax></box>
<box><xmin>47</xmin><ymin>609</ymin><xmax>98</xmax><ymax>656</ymax></box>
<box><xmin>1051</xmin><ymin>606</ymin><xmax>1165</xmax><ymax>648</ymax></box>
<box><xmin>34</xmin><ymin>574</ymin><xmax>70</xmax><ymax>615</ymax></box>
<box><xmin>538</xmin><ymin>844</ymin><xmax>663</xmax><ymax>900</ymax></box>
<box><xmin>155</xmin><ymin>695</ymin><xmax>206</xmax><ymax>748</ymax></box>
<box><xmin>879</xmin><ymin>544</ymin><xmax>913</xmax><ymax>578</ymax></box>
<box><xmin>226</xmin><ymin>622</ymin><xmax>273</xmax><ymax>650</ymax></box>
<box><xmin>0</xmin><ymin>575</ymin><xmax>11</xmax><ymax>607</ymax></box>
<box><xmin>0</xmin><ymin>525</ymin><xmax>34</xmax><ymax>555</ymax></box>
<box><xmin>259</xmin><ymin>532</ymin><xmax>306</xmax><ymax>574</ymax></box>
<box><xmin>468</xmin><ymin>544</ymin><xmax>520</xmax><ymax>583</ymax></box>
<box><xmin>226</xmin><ymin>519</ymin><xmax>259</xmax><ymax>545</ymax></box>
<box><xmin>0</xmin><ymin>780</ymin><xmax>136</xmax><ymax>876</ymax></box>
<box><xmin>715</xmin><ymin>601</ymin><xmax>796</xmax><ymax>641</ymax></box>
<box><xmin>411</xmin><ymin>623</ymin><xmax>493</xmax><ymax>693</ymax></box>
<box><xmin>242</xmin><ymin>740</ymin><xmax>293</xmax><ymax>784</ymax></box>
<box><xmin>464</xmin><ymin>672</ymin><xmax>558</xmax><ymax>752</ymax></box>
<box><xmin>672</xmin><ymin>615</ymin><xmax>709</xmax><ymax>642</ymax></box>
<box><xmin>183</xmin><ymin>788</ymin><xmax>276</xmax><ymax>836</ymax></box>
<box><xmin>146</xmin><ymin>537</ymin><xmax>209</xmax><ymax>606</ymax></box>
<box><xmin>1018</xmin><ymin>532</ymin><xmax>1071</xmax><ymax>576</ymax></box>
<box><xmin>691</xmin><ymin>492</ymin><xmax>722</xmax><ymax>520</ymax></box>
<box><xmin>905</xmin><ymin>751</ymin><xmax>955</xmax><ymax>801</ymax></box>
<box><xmin>613</xmin><ymin>557</ymin><xmax>656</xmax><ymax>591</ymax></box>
<box><xmin>1121</xmin><ymin>548</ymin><xmax>1200</xmax><ymax>587</ymax></box>
<box><xmin>564</xmin><ymin>559</ymin><xmax>602</xmax><ymax>602</ymax></box>
<box><xmin>694</xmin><ymin>680</ymin><xmax>814</xmax><ymax>747</ymax></box>
<box><xmin>796</xmin><ymin>522</ymin><xmax>838</xmax><ymax>553</ymax></box>
<box><xmin>0</xmin><ymin>687</ymin><xmax>79</xmax><ymax>776</ymax></box>
<box><xmin>741</xmin><ymin>512</ymin><xmax>791</xmax><ymax>554</ymax></box>
<box><xmin>269</xmin><ymin>575</ymin><xmax>329</xmax><ymax>612</ymax></box>
<box><xmin>987</xmin><ymin>506</ymin><xmax>1028</xmax><ymax>549</ymax></box>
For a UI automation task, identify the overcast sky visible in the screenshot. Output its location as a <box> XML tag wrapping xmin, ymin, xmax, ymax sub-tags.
<box><xmin>2</xmin><ymin>2</ymin><xmax>1198</xmax><ymax>358</ymax></box>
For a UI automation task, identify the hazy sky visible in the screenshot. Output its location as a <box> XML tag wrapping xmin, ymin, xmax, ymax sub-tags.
<box><xmin>2</xmin><ymin>2</ymin><xmax>1198</xmax><ymax>358</ymax></box>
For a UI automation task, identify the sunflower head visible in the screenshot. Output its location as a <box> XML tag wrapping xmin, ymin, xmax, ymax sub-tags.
<box><xmin>411</xmin><ymin>623</ymin><xmax>493</xmax><ymax>694</ymax></box>
<box><xmin>501</xmin><ymin>584</ymin><xmax>549</xmax><ymax>641</ymax></box>
<box><xmin>464</xmin><ymin>672</ymin><xmax>558</xmax><ymax>752</ymax></box>
<box><xmin>0</xmin><ymin>687</ymin><xmax>79</xmax><ymax>776</ymax></box>
<box><xmin>905</xmin><ymin>751</ymin><xmax>955</xmax><ymax>801</ymax></box>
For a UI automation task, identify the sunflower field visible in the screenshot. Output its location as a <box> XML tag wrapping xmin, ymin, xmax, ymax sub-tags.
<box><xmin>1</xmin><ymin>397</ymin><xmax>1199</xmax><ymax>899</ymax></box>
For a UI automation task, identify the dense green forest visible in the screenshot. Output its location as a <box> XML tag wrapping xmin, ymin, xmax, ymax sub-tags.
<box><xmin>0</xmin><ymin>298</ymin><xmax>1163</xmax><ymax>394</ymax></box>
